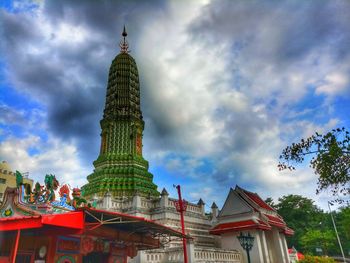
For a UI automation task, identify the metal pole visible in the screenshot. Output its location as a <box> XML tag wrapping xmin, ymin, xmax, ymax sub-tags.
<box><xmin>246</xmin><ymin>248</ymin><xmax>251</xmax><ymax>263</ymax></box>
<box><xmin>176</xmin><ymin>185</ymin><xmax>188</xmax><ymax>263</ymax></box>
<box><xmin>11</xmin><ymin>229</ymin><xmax>20</xmax><ymax>263</ymax></box>
<box><xmin>328</xmin><ymin>202</ymin><xmax>346</xmax><ymax>263</ymax></box>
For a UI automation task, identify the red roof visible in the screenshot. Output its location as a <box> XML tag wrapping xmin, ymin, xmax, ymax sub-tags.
<box><xmin>241</xmin><ymin>189</ymin><xmax>275</xmax><ymax>211</ymax></box>
<box><xmin>265</xmin><ymin>214</ymin><xmax>286</xmax><ymax>228</ymax></box>
<box><xmin>210</xmin><ymin>219</ymin><xmax>271</xmax><ymax>235</ymax></box>
<box><xmin>0</xmin><ymin>212</ymin><xmax>84</xmax><ymax>231</ymax></box>
<box><xmin>284</xmin><ymin>227</ymin><xmax>294</xmax><ymax>236</ymax></box>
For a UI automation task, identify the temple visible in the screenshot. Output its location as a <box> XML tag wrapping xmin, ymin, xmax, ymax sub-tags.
<box><xmin>82</xmin><ymin>26</ymin><xmax>158</xmax><ymax>198</ymax></box>
<box><xmin>81</xmin><ymin>28</ymin><xmax>294</xmax><ymax>263</ymax></box>
<box><xmin>210</xmin><ymin>186</ymin><xmax>294</xmax><ymax>263</ymax></box>
<box><xmin>1</xmin><ymin>28</ymin><xmax>294</xmax><ymax>263</ymax></box>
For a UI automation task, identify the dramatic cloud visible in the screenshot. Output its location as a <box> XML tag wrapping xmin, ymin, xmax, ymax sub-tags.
<box><xmin>0</xmin><ymin>0</ymin><xmax>349</xmax><ymax>209</ymax></box>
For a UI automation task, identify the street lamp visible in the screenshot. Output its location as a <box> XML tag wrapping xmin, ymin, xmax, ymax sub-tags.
<box><xmin>328</xmin><ymin>202</ymin><xmax>346</xmax><ymax>263</ymax></box>
<box><xmin>237</xmin><ymin>232</ymin><xmax>255</xmax><ymax>263</ymax></box>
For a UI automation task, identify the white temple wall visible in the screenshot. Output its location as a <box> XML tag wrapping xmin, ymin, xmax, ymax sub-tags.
<box><xmin>264</xmin><ymin>230</ymin><xmax>276</xmax><ymax>262</ymax></box>
<box><xmin>270</xmin><ymin>228</ymin><xmax>289</xmax><ymax>263</ymax></box>
<box><xmin>220</xmin><ymin>230</ymin><xmax>267</xmax><ymax>263</ymax></box>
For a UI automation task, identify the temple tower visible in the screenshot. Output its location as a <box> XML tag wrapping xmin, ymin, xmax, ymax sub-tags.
<box><xmin>82</xmin><ymin>27</ymin><xmax>159</xmax><ymax>198</ymax></box>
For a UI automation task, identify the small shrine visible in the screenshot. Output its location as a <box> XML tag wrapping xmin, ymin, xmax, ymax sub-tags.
<box><xmin>210</xmin><ymin>185</ymin><xmax>294</xmax><ymax>263</ymax></box>
<box><xmin>0</xmin><ymin>172</ymin><xmax>186</xmax><ymax>263</ymax></box>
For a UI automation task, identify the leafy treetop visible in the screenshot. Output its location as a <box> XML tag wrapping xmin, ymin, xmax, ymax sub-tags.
<box><xmin>279</xmin><ymin>127</ymin><xmax>350</xmax><ymax>203</ymax></box>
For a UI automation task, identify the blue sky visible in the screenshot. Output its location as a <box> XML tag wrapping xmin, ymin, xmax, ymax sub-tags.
<box><xmin>0</xmin><ymin>0</ymin><xmax>349</xmax><ymax>210</ymax></box>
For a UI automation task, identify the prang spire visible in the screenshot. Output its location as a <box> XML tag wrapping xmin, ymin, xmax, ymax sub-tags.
<box><xmin>120</xmin><ymin>25</ymin><xmax>129</xmax><ymax>53</ymax></box>
<box><xmin>82</xmin><ymin>27</ymin><xmax>159</xmax><ymax>198</ymax></box>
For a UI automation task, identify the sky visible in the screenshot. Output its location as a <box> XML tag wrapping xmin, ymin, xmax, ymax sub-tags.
<box><xmin>0</xmin><ymin>0</ymin><xmax>349</xmax><ymax>211</ymax></box>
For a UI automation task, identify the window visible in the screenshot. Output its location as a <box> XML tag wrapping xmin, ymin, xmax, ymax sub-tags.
<box><xmin>0</xmin><ymin>178</ymin><xmax>6</xmax><ymax>184</ymax></box>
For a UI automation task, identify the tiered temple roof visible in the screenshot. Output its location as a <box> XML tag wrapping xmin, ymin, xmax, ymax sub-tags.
<box><xmin>210</xmin><ymin>185</ymin><xmax>294</xmax><ymax>236</ymax></box>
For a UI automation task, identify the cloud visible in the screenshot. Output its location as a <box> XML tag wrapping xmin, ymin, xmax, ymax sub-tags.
<box><xmin>316</xmin><ymin>72</ymin><xmax>349</xmax><ymax>95</ymax></box>
<box><xmin>1</xmin><ymin>0</ymin><xmax>349</xmax><ymax>210</ymax></box>
<box><xmin>0</xmin><ymin>135</ymin><xmax>89</xmax><ymax>187</ymax></box>
<box><xmin>0</xmin><ymin>1</ymin><xmax>167</xmax><ymax>164</ymax></box>
<box><xmin>0</xmin><ymin>103</ymin><xmax>26</xmax><ymax>125</ymax></box>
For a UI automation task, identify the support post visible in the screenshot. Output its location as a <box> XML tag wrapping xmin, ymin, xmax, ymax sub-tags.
<box><xmin>328</xmin><ymin>202</ymin><xmax>346</xmax><ymax>263</ymax></box>
<box><xmin>11</xmin><ymin>229</ymin><xmax>20</xmax><ymax>263</ymax></box>
<box><xmin>175</xmin><ymin>185</ymin><xmax>188</xmax><ymax>263</ymax></box>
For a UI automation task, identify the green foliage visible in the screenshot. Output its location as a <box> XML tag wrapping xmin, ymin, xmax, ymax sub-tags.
<box><xmin>300</xmin><ymin>229</ymin><xmax>336</xmax><ymax>255</ymax></box>
<box><xmin>279</xmin><ymin>127</ymin><xmax>350</xmax><ymax>203</ymax></box>
<box><xmin>275</xmin><ymin>195</ymin><xmax>324</xmax><ymax>251</ymax></box>
<box><xmin>264</xmin><ymin>197</ymin><xmax>276</xmax><ymax>209</ymax></box>
<box><xmin>338</xmin><ymin>207</ymin><xmax>350</xmax><ymax>239</ymax></box>
<box><xmin>337</xmin><ymin>206</ymin><xmax>350</xmax><ymax>251</ymax></box>
<box><xmin>274</xmin><ymin>194</ymin><xmax>350</xmax><ymax>256</ymax></box>
<box><xmin>298</xmin><ymin>255</ymin><xmax>336</xmax><ymax>263</ymax></box>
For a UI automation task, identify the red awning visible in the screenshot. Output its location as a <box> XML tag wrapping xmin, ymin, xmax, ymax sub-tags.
<box><xmin>42</xmin><ymin>211</ymin><xmax>84</xmax><ymax>229</ymax></box>
<box><xmin>0</xmin><ymin>216</ymin><xmax>42</xmax><ymax>231</ymax></box>
<box><xmin>210</xmin><ymin>219</ymin><xmax>271</xmax><ymax>235</ymax></box>
<box><xmin>0</xmin><ymin>211</ymin><xmax>84</xmax><ymax>231</ymax></box>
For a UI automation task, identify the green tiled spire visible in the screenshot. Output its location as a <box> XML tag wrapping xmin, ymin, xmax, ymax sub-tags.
<box><xmin>82</xmin><ymin>28</ymin><xmax>159</xmax><ymax>198</ymax></box>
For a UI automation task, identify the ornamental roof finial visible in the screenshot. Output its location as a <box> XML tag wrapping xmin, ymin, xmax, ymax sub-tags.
<box><xmin>119</xmin><ymin>25</ymin><xmax>129</xmax><ymax>53</ymax></box>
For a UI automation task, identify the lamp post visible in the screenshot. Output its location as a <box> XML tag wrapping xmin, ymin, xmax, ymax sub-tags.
<box><xmin>328</xmin><ymin>202</ymin><xmax>346</xmax><ymax>263</ymax></box>
<box><xmin>237</xmin><ymin>232</ymin><xmax>255</xmax><ymax>263</ymax></box>
<box><xmin>174</xmin><ymin>185</ymin><xmax>188</xmax><ymax>263</ymax></box>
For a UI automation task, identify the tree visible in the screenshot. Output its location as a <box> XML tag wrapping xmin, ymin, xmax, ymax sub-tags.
<box><xmin>339</xmin><ymin>207</ymin><xmax>350</xmax><ymax>239</ymax></box>
<box><xmin>337</xmin><ymin>206</ymin><xmax>350</xmax><ymax>253</ymax></box>
<box><xmin>300</xmin><ymin>229</ymin><xmax>336</xmax><ymax>255</ymax></box>
<box><xmin>275</xmin><ymin>195</ymin><xmax>324</xmax><ymax>251</ymax></box>
<box><xmin>264</xmin><ymin>197</ymin><xmax>276</xmax><ymax>209</ymax></box>
<box><xmin>279</xmin><ymin>127</ymin><xmax>350</xmax><ymax>203</ymax></box>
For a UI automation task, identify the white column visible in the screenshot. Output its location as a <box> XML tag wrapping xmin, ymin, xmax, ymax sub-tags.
<box><xmin>132</xmin><ymin>193</ymin><xmax>141</xmax><ymax>208</ymax></box>
<box><xmin>283</xmin><ymin>235</ymin><xmax>289</xmax><ymax>256</ymax></box>
<box><xmin>261</xmin><ymin>231</ymin><xmax>271</xmax><ymax>263</ymax></box>
<box><xmin>273</xmin><ymin>229</ymin><xmax>287</xmax><ymax>263</ymax></box>
<box><xmin>103</xmin><ymin>191</ymin><xmax>112</xmax><ymax>209</ymax></box>
<box><xmin>280</xmin><ymin>233</ymin><xmax>290</xmax><ymax>263</ymax></box>
<box><xmin>186</xmin><ymin>239</ymin><xmax>195</xmax><ymax>263</ymax></box>
<box><xmin>255</xmin><ymin>230</ymin><xmax>265</xmax><ymax>263</ymax></box>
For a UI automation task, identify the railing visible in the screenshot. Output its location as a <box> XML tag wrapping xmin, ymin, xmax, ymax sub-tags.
<box><xmin>141</xmin><ymin>247</ymin><xmax>241</xmax><ymax>263</ymax></box>
<box><xmin>194</xmin><ymin>248</ymin><xmax>241</xmax><ymax>262</ymax></box>
<box><xmin>168</xmin><ymin>199</ymin><xmax>203</xmax><ymax>214</ymax></box>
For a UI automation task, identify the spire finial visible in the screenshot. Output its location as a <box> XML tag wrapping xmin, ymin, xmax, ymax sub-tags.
<box><xmin>119</xmin><ymin>25</ymin><xmax>129</xmax><ymax>53</ymax></box>
<box><xmin>122</xmin><ymin>25</ymin><xmax>127</xmax><ymax>37</ymax></box>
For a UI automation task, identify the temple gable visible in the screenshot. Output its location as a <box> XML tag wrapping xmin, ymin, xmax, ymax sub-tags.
<box><xmin>218</xmin><ymin>188</ymin><xmax>253</xmax><ymax>218</ymax></box>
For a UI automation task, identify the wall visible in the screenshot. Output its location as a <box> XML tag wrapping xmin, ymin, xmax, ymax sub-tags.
<box><xmin>0</xmin><ymin>167</ymin><xmax>33</xmax><ymax>203</ymax></box>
